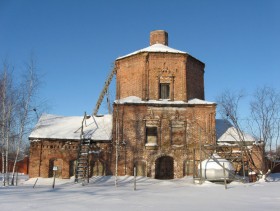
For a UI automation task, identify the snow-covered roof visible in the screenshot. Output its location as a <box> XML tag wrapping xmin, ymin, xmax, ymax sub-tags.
<box><xmin>216</xmin><ymin>119</ymin><xmax>256</xmax><ymax>143</ymax></box>
<box><xmin>29</xmin><ymin>114</ymin><xmax>112</xmax><ymax>141</ymax></box>
<box><xmin>115</xmin><ymin>96</ymin><xmax>215</xmax><ymax>105</ymax></box>
<box><xmin>117</xmin><ymin>43</ymin><xmax>187</xmax><ymax>60</ymax></box>
<box><xmin>188</xmin><ymin>98</ymin><xmax>215</xmax><ymax>105</ymax></box>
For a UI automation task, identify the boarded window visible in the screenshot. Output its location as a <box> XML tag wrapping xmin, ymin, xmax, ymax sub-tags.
<box><xmin>90</xmin><ymin>160</ymin><xmax>105</xmax><ymax>176</ymax></box>
<box><xmin>135</xmin><ymin>161</ymin><xmax>147</xmax><ymax>176</ymax></box>
<box><xmin>160</xmin><ymin>83</ymin><xmax>170</xmax><ymax>99</ymax></box>
<box><xmin>171</xmin><ymin>126</ymin><xmax>185</xmax><ymax>145</ymax></box>
<box><xmin>184</xmin><ymin>160</ymin><xmax>194</xmax><ymax>176</ymax></box>
<box><xmin>146</xmin><ymin>127</ymin><xmax>157</xmax><ymax>145</ymax></box>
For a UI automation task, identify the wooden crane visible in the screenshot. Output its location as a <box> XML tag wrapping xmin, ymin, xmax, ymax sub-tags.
<box><xmin>75</xmin><ymin>65</ymin><xmax>116</xmax><ymax>184</ymax></box>
<box><xmin>92</xmin><ymin>65</ymin><xmax>116</xmax><ymax>116</ymax></box>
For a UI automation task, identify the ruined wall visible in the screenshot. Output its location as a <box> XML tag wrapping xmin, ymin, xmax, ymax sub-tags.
<box><xmin>111</xmin><ymin>103</ymin><xmax>216</xmax><ymax>179</ymax></box>
<box><xmin>29</xmin><ymin>139</ymin><xmax>111</xmax><ymax>178</ymax></box>
<box><xmin>250</xmin><ymin>144</ymin><xmax>266</xmax><ymax>173</ymax></box>
<box><xmin>29</xmin><ymin>140</ymin><xmax>79</xmax><ymax>178</ymax></box>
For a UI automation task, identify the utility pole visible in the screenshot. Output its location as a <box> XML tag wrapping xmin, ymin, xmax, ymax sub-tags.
<box><xmin>115</xmin><ymin>82</ymin><xmax>120</xmax><ymax>188</ymax></box>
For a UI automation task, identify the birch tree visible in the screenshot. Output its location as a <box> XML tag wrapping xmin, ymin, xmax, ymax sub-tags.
<box><xmin>0</xmin><ymin>63</ymin><xmax>16</xmax><ymax>186</ymax></box>
<box><xmin>10</xmin><ymin>59</ymin><xmax>39</xmax><ymax>185</ymax></box>
<box><xmin>249</xmin><ymin>86</ymin><xmax>280</xmax><ymax>172</ymax></box>
<box><xmin>216</xmin><ymin>90</ymin><xmax>261</xmax><ymax>174</ymax></box>
<box><xmin>0</xmin><ymin>58</ymin><xmax>41</xmax><ymax>186</ymax></box>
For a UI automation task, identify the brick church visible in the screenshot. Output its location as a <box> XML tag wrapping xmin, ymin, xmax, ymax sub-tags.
<box><xmin>112</xmin><ymin>30</ymin><xmax>216</xmax><ymax>179</ymax></box>
<box><xmin>28</xmin><ymin>30</ymin><xmax>261</xmax><ymax>179</ymax></box>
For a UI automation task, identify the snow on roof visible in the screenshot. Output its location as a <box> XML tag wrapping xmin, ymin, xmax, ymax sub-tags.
<box><xmin>117</xmin><ymin>43</ymin><xmax>186</xmax><ymax>60</ymax></box>
<box><xmin>29</xmin><ymin>114</ymin><xmax>112</xmax><ymax>141</ymax></box>
<box><xmin>115</xmin><ymin>96</ymin><xmax>215</xmax><ymax>105</ymax></box>
<box><xmin>216</xmin><ymin>119</ymin><xmax>256</xmax><ymax>142</ymax></box>
<box><xmin>188</xmin><ymin>98</ymin><xmax>215</xmax><ymax>105</ymax></box>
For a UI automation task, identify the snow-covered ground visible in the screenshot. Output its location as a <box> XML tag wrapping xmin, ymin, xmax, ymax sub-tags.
<box><xmin>1</xmin><ymin>174</ymin><xmax>280</xmax><ymax>211</ymax></box>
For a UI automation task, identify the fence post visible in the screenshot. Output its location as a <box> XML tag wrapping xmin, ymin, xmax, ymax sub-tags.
<box><xmin>134</xmin><ymin>166</ymin><xmax>136</xmax><ymax>191</ymax></box>
<box><xmin>223</xmin><ymin>163</ymin><xmax>227</xmax><ymax>190</ymax></box>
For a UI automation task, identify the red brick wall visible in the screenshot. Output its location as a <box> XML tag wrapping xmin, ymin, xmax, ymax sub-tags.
<box><xmin>116</xmin><ymin>54</ymin><xmax>147</xmax><ymax>100</ymax></box>
<box><xmin>150</xmin><ymin>30</ymin><xmax>168</xmax><ymax>45</ymax></box>
<box><xmin>29</xmin><ymin>139</ymin><xmax>112</xmax><ymax>178</ymax></box>
<box><xmin>116</xmin><ymin>52</ymin><xmax>205</xmax><ymax>101</ymax></box>
<box><xmin>251</xmin><ymin>145</ymin><xmax>266</xmax><ymax>172</ymax></box>
<box><xmin>0</xmin><ymin>157</ymin><xmax>29</xmax><ymax>174</ymax></box>
<box><xmin>186</xmin><ymin>56</ymin><xmax>205</xmax><ymax>100</ymax></box>
<box><xmin>29</xmin><ymin>140</ymin><xmax>79</xmax><ymax>178</ymax></box>
<box><xmin>111</xmin><ymin>103</ymin><xmax>216</xmax><ymax>178</ymax></box>
<box><xmin>146</xmin><ymin>53</ymin><xmax>187</xmax><ymax>101</ymax></box>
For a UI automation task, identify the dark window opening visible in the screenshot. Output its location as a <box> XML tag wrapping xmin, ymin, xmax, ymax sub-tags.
<box><xmin>160</xmin><ymin>83</ymin><xmax>170</xmax><ymax>99</ymax></box>
<box><xmin>146</xmin><ymin>127</ymin><xmax>157</xmax><ymax>145</ymax></box>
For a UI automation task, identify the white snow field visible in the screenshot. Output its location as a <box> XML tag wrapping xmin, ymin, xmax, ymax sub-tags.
<box><xmin>1</xmin><ymin>174</ymin><xmax>280</xmax><ymax>211</ymax></box>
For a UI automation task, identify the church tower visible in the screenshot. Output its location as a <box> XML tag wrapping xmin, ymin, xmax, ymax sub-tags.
<box><xmin>115</xmin><ymin>30</ymin><xmax>205</xmax><ymax>102</ymax></box>
<box><xmin>112</xmin><ymin>30</ymin><xmax>216</xmax><ymax>179</ymax></box>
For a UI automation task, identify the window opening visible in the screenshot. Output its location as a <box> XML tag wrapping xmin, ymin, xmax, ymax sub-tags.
<box><xmin>160</xmin><ymin>83</ymin><xmax>170</xmax><ymax>99</ymax></box>
<box><xmin>146</xmin><ymin>127</ymin><xmax>157</xmax><ymax>146</ymax></box>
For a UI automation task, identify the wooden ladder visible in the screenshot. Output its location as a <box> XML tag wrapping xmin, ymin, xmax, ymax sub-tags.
<box><xmin>75</xmin><ymin>139</ymin><xmax>90</xmax><ymax>184</ymax></box>
<box><xmin>74</xmin><ymin>113</ymin><xmax>92</xmax><ymax>184</ymax></box>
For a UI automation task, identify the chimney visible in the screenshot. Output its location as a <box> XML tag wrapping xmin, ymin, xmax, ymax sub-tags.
<box><xmin>150</xmin><ymin>30</ymin><xmax>168</xmax><ymax>46</ymax></box>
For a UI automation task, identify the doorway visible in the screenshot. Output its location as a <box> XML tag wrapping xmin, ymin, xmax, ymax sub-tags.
<box><xmin>155</xmin><ymin>156</ymin><xmax>174</xmax><ymax>179</ymax></box>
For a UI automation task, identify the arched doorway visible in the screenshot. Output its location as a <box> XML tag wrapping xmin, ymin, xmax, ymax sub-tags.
<box><xmin>49</xmin><ymin>158</ymin><xmax>63</xmax><ymax>178</ymax></box>
<box><xmin>155</xmin><ymin>156</ymin><xmax>174</xmax><ymax>179</ymax></box>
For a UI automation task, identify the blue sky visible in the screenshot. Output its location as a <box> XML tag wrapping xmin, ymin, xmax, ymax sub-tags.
<box><xmin>0</xmin><ymin>0</ymin><xmax>279</xmax><ymax>117</ymax></box>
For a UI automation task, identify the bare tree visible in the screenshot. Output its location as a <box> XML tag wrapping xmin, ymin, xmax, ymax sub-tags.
<box><xmin>216</xmin><ymin>90</ymin><xmax>264</xmax><ymax>175</ymax></box>
<box><xmin>0</xmin><ymin>63</ymin><xmax>16</xmax><ymax>186</ymax></box>
<box><xmin>10</xmin><ymin>58</ymin><xmax>40</xmax><ymax>185</ymax></box>
<box><xmin>217</xmin><ymin>87</ymin><xmax>280</xmax><ymax>177</ymax></box>
<box><xmin>0</xmin><ymin>58</ymin><xmax>41</xmax><ymax>186</ymax></box>
<box><xmin>249</xmin><ymin>86</ymin><xmax>280</xmax><ymax>172</ymax></box>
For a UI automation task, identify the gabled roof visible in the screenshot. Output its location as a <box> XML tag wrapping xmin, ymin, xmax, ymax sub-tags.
<box><xmin>117</xmin><ymin>43</ymin><xmax>187</xmax><ymax>60</ymax></box>
<box><xmin>216</xmin><ymin>119</ymin><xmax>256</xmax><ymax>142</ymax></box>
<box><xmin>29</xmin><ymin>114</ymin><xmax>112</xmax><ymax>141</ymax></box>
